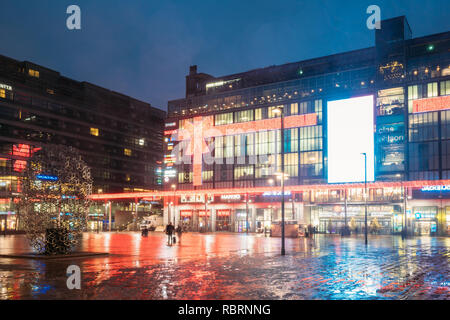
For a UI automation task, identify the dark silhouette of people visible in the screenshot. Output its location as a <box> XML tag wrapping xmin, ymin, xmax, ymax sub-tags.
<box><xmin>176</xmin><ymin>225</ymin><xmax>182</xmax><ymax>244</ymax></box>
<box><xmin>165</xmin><ymin>222</ymin><xmax>175</xmax><ymax>245</ymax></box>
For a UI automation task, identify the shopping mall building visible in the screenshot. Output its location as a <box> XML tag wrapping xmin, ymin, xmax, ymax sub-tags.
<box><xmin>151</xmin><ymin>16</ymin><xmax>450</xmax><ymax>237</ymax></box>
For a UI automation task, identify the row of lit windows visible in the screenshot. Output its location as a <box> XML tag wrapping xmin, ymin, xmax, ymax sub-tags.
<box><xmin>213</xmin><ymin>129</ymin><xmax>302</xmax><ymax>158</ymax></box>
<box><xmin>90</xmin><ymin>126</ymin><xmax>146</xmax><ymax>148</ymax></box>
<box><xmin>169</xmin><ymin>66</ymin><xmax>372</xmax><ymax>117</ymax></box>
<box><xmin>208</xmin><ymin>100</ymin><xmax>323</xmax><ymax>127</ymax></box>
<box><xmin>28</xmin><ymin>69</ymin><xmax>39</xmax><ymax>78</ymax></box>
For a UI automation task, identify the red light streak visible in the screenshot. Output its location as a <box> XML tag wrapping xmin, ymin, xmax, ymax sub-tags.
<box><xmin>89</xmin><ymin>179</ymin><xmax>450</xmax><ymax>201</ymax></box>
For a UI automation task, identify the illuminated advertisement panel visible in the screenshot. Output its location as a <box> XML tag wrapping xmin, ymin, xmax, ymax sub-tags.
<box><xmin>327</xmin><ymin>95</ymin><xmax>375</xmax><ymax>183</ymax></box>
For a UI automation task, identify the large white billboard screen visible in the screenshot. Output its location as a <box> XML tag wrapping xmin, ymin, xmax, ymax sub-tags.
<box><xmin>327</xmin><ymin>95</ymin><xmax>375</xmax><ymax>183</ymax></box>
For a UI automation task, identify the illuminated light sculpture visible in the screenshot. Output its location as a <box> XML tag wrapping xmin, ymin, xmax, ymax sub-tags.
<box><xmin>17</xmin><ymin>144</ymin><xmax>92</xmax><ymax>255</ymax></box>
<box><xmin>412</xmin><ymin>96</ymin><xmax>450</xmax><ymax>113</ymax></box>
<box><xmin>173</xmin><ymin>113</ymin><xmax>317</xmax><ymax>186</ymax></box>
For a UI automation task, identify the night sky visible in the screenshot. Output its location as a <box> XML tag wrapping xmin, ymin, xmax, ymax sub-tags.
<box><xmin>0</xmin><ymin>0</ymin><xmax>449</xmax><ymax>111</ymax></box>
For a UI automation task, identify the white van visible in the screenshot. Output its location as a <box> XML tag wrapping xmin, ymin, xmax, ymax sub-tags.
<box><xmin>140</xmin><ymin>215</ymin><xmax>163</xmax><ymax>230</ymax></box>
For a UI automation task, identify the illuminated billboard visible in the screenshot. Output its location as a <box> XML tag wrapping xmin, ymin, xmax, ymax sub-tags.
<box><xmin>327</xmin><ymin>95</ymin><xmax>375</xmax><ymax>183</ymax></box>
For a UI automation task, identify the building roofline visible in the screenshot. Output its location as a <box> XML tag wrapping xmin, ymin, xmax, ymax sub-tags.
<box><xmin>0</xmin><ymin>53</ymin><xmax>166</xmax><ymax>114</ymax></box>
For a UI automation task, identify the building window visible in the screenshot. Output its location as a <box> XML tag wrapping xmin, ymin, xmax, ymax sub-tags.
<box><xmin>409</xmin><ymin>112</ymin><xmax>439</xmax><ymax>142</ymax></box>
<box><xmin>255</xmin><ymin>108</ymin><xmax>262</xmax><ymax>121</ymax></box>
<box><xmin>285</xmin><ymin>128</ymin><xmax>298</xmax><ymax>153</ymax></box>
<box><xmin>178</xmin><ymin>171</ymin><xmax>192</xmax><ymax>184</ymax></box>
<box><xmin>214</xmin><ymin>112</ymin><xmax>233</xmax><ymax>126</ymax></box>
<box><xmin>427</xmin><ymin>82</ymin><xmax>438</xmax><ymax>97</ymax></box>
<box><xmin>290</xmin><ymin>103</ymin><xmax>298</xmax><ymax>115</ymax></box>
<box><xmin>224</xmin><ymin>135</ymin><xmax>234</xmax><ymax>158</ymax></box>
<box><xmin>202</xmin><ymin>170</ymin><xmax>213</xmax><ymax>182</ymax></box>
<box><xmin>268</xmin><ymin>106</ymin><xmax>283</xmax><ymax>118</ymax></box>
<box><xmin>234</xmin><ymin>165</ymin><xmax>253</xmax><ymax>180</ymax></box>
<box><xmin>90</xmin><ymin>127</ymin><xmax>99</xmax><ymax>136</ymax></box>
<box><xmin>124</xmin><ymin>148</ymin><xmax>132</xmax><ymax>156</ymax></box>
<box><xmin>314</xmin><ymin>100</ymin><xmax>323</xmax><ymax>123</ymax></box>
<box><xmin>440</xmin><ymin>80</ymin><xmax>450</xmax><ymax>96</ymax></box>
<box><xmin>408</xmin><ymin>85</ymin><xmax>421</xmax><ymax>113</ymax></box>
<box><xmin>0</xmin><ymin>89</ymin><xmax>5</xmax><ymax>99</ymax></box>
<box><xmin>234</xmin><ymin>109</ymin><xmax>254</xmax><ymax>123</ymax></box>
<box><xmin>299</xmin><ymin>101</ymin><xmax>312</xmax><ymax>114</ymax></box>
<box><xmin>300</xmin><ymin>151</ymin><xmax>323</xmax><ymax>177</ymax></box>
<box><xmin>299</xmin><ymin>125</ymin><xmax>322</xmax><ymax>151</ymax></box>
<box><xmin>28</xmin><ymin>69</ymin><xmax>39</xmax><ymax>78</ymax></box>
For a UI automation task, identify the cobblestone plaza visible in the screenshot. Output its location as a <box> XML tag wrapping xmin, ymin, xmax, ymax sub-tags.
<box><xmin>0</xmin><ymin>233</ymin><xmax>448</xmax><ymax>300</ymax></box>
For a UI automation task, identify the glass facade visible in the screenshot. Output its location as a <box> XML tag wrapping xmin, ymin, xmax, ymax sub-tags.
<box><xmin>163</xmin><ymin>17</ymin><xmax>450</xmax><ymax>236</ymax></box>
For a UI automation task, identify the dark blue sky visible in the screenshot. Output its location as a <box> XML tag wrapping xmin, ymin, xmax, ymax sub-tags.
<box><xmin>0</xmin><ymin>0</ymin><xmax>449</xmax><ymax>110</ymax></box>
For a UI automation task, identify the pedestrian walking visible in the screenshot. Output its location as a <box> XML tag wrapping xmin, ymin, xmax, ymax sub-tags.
<box><xmin>176</xmin><ymin>225</ymin><xmax>182</xmax><ymax>244</ymax></box>
<box><xmin>165</xmin><ymin>222</ymin><xmax>175</xmax><ymax>246</ymax></box>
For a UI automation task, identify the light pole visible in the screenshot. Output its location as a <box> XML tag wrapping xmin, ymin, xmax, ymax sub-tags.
<box><xmin>245</xmin><ymin>192</ymin><xmax>249</xmax><ymax>234</ymax></box>
<box><xmin>273</xmin><ymin>106</ymin><xmax>285</xmax><ymax>255</ymax></box>
<box><xmin>268</xmin><ymin>178</ymin><xmax>275</xmax><ymax>236</ymax></box>
<box><xmin>343</xmin><ymin>188</ymin><xmax>348</xmax><ymax>236</ymax></box>
<box><xmin>361</xmin><ymin>152</ymin><xmax>368</xmax><ymax>246</ymax></box>
<box><xmin>401</xmin><ymin>180</ymin><xmax>407</xmax><ymax>239</ymax></box>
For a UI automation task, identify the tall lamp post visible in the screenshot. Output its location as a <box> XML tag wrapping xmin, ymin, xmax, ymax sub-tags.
<box><xmin>245</xmin><ymin>192</ymin><xmax>249</xmax><ymax>234</ymax></box>
<box><xmin>401</xmin><ymin>179</ymin><xmax>407</xmax><ymax>239</ymax></box>
<box><xmin>361</xmin><ymin>152</ymin><xmax>368</xmax><ymax>246</ymax></box>
<box><xmin>273</xmin><ymin>106</ymin><xmax>286</xmax><ymax>256</ymax></box>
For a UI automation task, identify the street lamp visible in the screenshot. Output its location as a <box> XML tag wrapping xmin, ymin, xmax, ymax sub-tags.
<box><xmin>273</xmin><ymin>104</ymin><xmax>286</xmax><ymax>255</ymax></box>
<box><xmin>245</xmin><ymin>192</ymin><xmax>249</xmax><ymax>234</ymax></box>
<box><xmin>361</xmin><ymin>152</ymin><xmax>368</xmax><ymax>246</ymax></box>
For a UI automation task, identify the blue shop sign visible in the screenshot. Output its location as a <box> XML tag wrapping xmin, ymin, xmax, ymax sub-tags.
<box><xmin>421</xmin><ymin>185</ymin><xmax>450</xmax><ymax>192</ymax></box>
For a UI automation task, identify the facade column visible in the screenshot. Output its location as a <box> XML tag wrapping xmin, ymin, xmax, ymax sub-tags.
<box><xmin>211</xmin><ymin>207</ymin><xmax>216</xmax><ymax>232</ymax></box>
<box><xmin>251</xmin><ymin>206</ymin><xmax>256</xmax><ymax>232</ymax></box>
<box><xmin>163</xmin><ymin>196</ymin><xmax>169</xmax><ymax>226</ymax></box>
<box><xmin>108</xmin><ymin>201</ymin><xmax>112</xmax><ymax>232</ymax></box>
<box><xmin>297</xmin><ymin>203</ymin><xmax>304</xmax><ymax>225</ymax></box>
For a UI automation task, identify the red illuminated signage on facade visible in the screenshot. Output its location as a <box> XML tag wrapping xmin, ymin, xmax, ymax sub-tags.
<box><xmin>198</xmin><ymin>210</ymin><xmax>211</xmax><ymax>217</ymax></box>
<box><xmin>180</xmin><ymin>210</ymin><xmax>193</xmax><ymax>217</ymax></box>
<box><xmin>0</xmin><ymin>144</ymin><xmax>41</xmax><ymax>172</ymax></box>
<box><xmin>216</xmin><ymin>209</ymin><xmax>231</xmax><ymax>217</ymax></box>
<box><xmin>164</xmin><ymin>129</ymin><xmax>178</xmax><ymax>135</ymax></box>
<box><xmin>89</xmin><ymin>179</ymin><xmax>450</xmax><ymax>201</ymax></box>
<box><xmin>412</xmin><ymin>96</ymin><xmax>450</xmax><ymax>113</ymax></box>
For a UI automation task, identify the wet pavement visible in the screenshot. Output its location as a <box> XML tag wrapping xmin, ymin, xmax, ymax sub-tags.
<box><xmin>0</xmin><ymin>232</ymin><xmax>449</xmax><ymax>300</ymax></box>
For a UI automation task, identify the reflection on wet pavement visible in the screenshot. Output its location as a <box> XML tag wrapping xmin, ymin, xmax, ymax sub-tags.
<box><xmin>0</xmin><ymin>232</ymin><xmax>449</xmax><ymax>299</ymax></box>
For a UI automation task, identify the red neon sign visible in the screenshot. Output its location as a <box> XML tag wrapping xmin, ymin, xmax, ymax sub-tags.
<box><xmin>412</xmin><ymin>96</ymin><xmax>450</xmax><ymax>113</ymax></box>
<box><xmin>180</xmin><ymin>210</ymin><xmax>193</xmax><ymax>217</ymax></box>
<box><xmin>198</xmin><ymin>210</ymin><xmax>211</xmax><ymax>217</ymax></box>
<box><xmin>0</xmin><ymin>144</ymin><xmax>41</xmax><ymax>172</ymax></box>
<box><xmin>216</xmin><ymin>209</ymin><xmax>231</xmax><ymax>217</ymax></box>
<box><xmin>164</xmin><ymin>129</ymin><xmax>178</xmax><ymax>136</ymax></box>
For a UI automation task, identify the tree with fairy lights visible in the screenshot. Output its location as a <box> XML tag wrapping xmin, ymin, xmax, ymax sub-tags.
<box><xmin>17</xmin><ymin>144</ymin><xmax>92</xmax><ymax>255</ymax></box>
